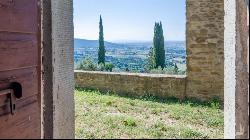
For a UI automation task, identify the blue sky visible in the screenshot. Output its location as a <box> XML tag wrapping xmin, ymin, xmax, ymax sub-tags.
<box><xmin>74</xmin><ymin>0</ymin><xmax>186</xmax><ymax>42</ymax></box>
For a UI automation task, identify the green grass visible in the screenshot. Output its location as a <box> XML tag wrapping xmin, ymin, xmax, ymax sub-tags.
<box><xmin>75</xmin><ymin>88</ymin><xmax>224</xmax><ymax>139</ymax></box>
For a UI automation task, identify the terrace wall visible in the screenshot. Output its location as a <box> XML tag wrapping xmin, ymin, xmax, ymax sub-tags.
<box><xmin>75</xmin><ymin>71</ymin><xmax>187</xmax><ymax>99</ymax></box>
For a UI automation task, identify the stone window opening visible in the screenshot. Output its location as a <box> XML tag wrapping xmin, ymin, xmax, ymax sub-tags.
<box><xmin>40</xmin><ymin>0</ymin><xmax>249</xmax><ymax>139</ymax></box>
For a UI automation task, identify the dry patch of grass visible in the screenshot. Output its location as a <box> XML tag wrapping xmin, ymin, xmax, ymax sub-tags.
<box><xmin>75</xmin><ymin>88</ymin><xmax>223</xmax><ymax>139</ymax></box>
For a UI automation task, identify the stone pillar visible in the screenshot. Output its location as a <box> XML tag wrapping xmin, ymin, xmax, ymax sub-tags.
<box><xmin>41</xmin><ymin>0</ymin><xmax>53</xmax><ymax>138</ymax></box>
<box><xmin>186</xmin><ymin>0</ymin><xmax>224</xmax><ymax>101</ymax></box>
<box><xmin>224</xmin><ymin>0</ymin><xmax>236</xmax><ymax>138</ymax></box>
<box><xmin>224</xmin><ymin>0</ymin><xmax>249</xmax><ymax>139</ymax></box>
<box><xmin>51</xmin><ymin>0</ymin><xmax>75</xmax><ymax>138</ymax></box>
<box><xmin>41</xmin><ymin>0</ymin><xmax>75</xmax><ymax>138</ymax></box>
<box><xmin>235</xmin><ymin>0</ymin><xmax>249</xmax><ymax>138</ymax></box>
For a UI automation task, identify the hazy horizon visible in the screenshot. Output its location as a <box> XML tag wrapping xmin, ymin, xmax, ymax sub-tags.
<box><xmin>74</xmin><ymin>0</ymin><xmax>186</xmax><ymax>42</ymax></box>
<box><xmin>74</xmin><ymin>37</ymin><xmax>185</xmax><ymax>43</ymax></box>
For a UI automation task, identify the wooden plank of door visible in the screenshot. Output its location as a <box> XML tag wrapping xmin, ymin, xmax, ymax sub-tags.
<box><xmin>0</xmin><ymin>0</ymin><xmax>41</xmax><ymax>138</ymax></box>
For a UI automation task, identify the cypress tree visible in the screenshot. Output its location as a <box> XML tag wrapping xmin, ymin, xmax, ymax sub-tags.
<box><xmin>153</xmin><ymin>22</ymin><xmax>165</xmax><ymax>69</ymax></box>
<box><xmin>159</xmin><ymin>22</ymin><xmax>165</xmax><ymax>68</ymax></box>
<box><xmin>98</xmin><ymin>15</ymin><xmax>105</xmax><ymax>64</ymax></box>
<box><xmin>153</xmin><ymin>22</ymin><xmax>159</xmax><ymax>68</ymax></box>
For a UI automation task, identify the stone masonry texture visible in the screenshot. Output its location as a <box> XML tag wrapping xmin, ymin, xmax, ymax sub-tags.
<box><xmin>75</xmin><ymin>71</ymin><xmax>187</xmax><ymax>100</ymax></box>
<box><xmin>186</xmin><ymin>0</ymin><xmax>224</xmax><ymax>101</ymax></box>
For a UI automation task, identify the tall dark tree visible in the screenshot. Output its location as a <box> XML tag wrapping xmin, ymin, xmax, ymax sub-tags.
<box><xmin>159</xmin><ymin>22</ymin><xmax>165</xmax><ymax>68</ymax></box>
<box><xmin>152</xmin><ymin>22</ymin><xmax>165</xmax><ymax>69</ymax></box>
<box><xmin>98</xmin><ymin>15</ymin><xmax>105</xmax><ymax>64</ymax></box>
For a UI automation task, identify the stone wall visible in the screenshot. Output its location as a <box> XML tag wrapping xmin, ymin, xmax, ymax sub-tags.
<box><xmin>41</xmin><ymin>0</ymin><xmax>75</xmax><ymax>139</ymax></box>
<box><xmin>51</xmin><ymin>0</ymin><xmax>75</xmax><ymax>138</ymax></box>
<box><xmin>75</xmin><ymin>71</ymin><xmax>187</xmax><ymax>99</ymax></box>
<box><xmin>186</xmin><ymin>0</ymin><xmax>224</xmax><ymax>101</ymax></box>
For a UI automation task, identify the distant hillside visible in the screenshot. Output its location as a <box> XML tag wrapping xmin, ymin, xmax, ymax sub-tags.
<box><xmin>74</xmin><ymin>38</ymin><xmax>119</xmax><ymax>48</ymax></box>
<box><xmin>74</xmin><ymin>38</ymin><xmax>185</xmax><ymax>50</ymax></box>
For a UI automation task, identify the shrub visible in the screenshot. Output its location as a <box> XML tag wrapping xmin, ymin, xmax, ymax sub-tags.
<box><xmin>149</xmin><ymin>66</ymin><xmax>165</xmax><ymax>74</ymax></box>
<box><xmin>123</xmin><ymin>118</ymin><xmax>137</xmax><ymax>127</ymax></box>
<box><xmin>149</xmin><ymin>65</ymin><xmax>186</xmax><ymax>75</ymax></box>
<box><xmin>97</xmin><ymin>63</ymin><xmax>105</xmax><ymax>71</ymax></box>
<box><xmin>208</xmin><ymin>96</ymin><xmax>221</xmax><ymax>109</ymax></box>
<box><xmin>105</xmin><ymin>63</ymin><xmax>115</xmax><ymax>72</ymax></box>
<box><xmin>76</xmin><ymin>57</ymin><xmax>97</xmax><ymax>71</ymax></box>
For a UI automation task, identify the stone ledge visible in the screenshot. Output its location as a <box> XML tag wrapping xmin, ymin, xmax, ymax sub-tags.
<box><xmin>74</xmin><ymin>70</ymin><xmax>187</xmax><ymax>78</ymax></box>
<box><xmin>75</xmin><ymin>70</ymin><xmax>187</xmax><ymax>99</ymax></box>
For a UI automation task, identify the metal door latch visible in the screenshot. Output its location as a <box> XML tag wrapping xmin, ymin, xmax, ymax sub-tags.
<box><xmin>0</xmin><ymin>89</ymin><xmax>16</xmax><ymax>115</ymax></box>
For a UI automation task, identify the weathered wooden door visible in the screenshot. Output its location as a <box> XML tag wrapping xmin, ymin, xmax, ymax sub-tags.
<box><xmin>0</xmin><ymin>0</ymin><xmax>41</xmax><ymax>138</ymax></box>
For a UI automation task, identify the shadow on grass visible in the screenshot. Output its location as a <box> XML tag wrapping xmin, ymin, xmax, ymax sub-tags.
<box><xmin>75</xmin><ymin>87</ymin><xmax>222</xmax><ymax>109</ymax></box>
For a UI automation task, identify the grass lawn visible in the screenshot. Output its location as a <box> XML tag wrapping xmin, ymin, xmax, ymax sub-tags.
<box><xmin>75</xmin><ymin>88</ymin><xmax>224</xmax><ymax>139</ymax></box>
